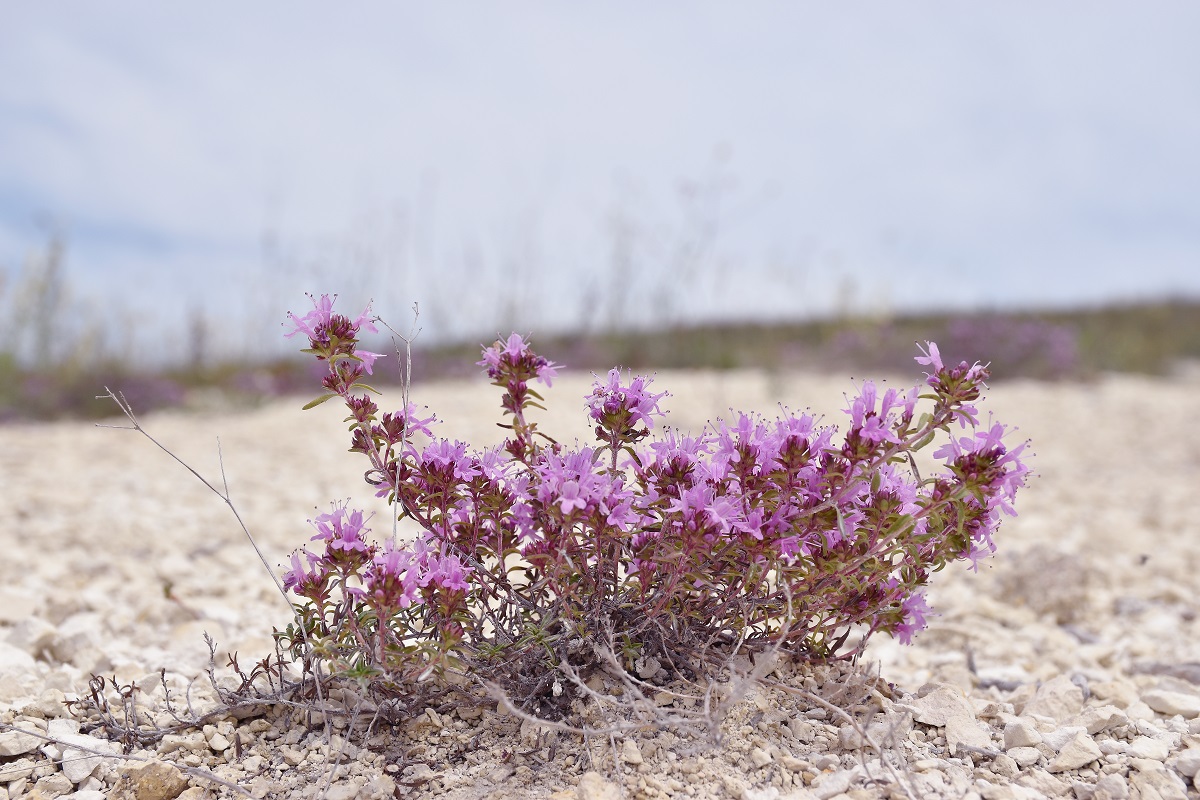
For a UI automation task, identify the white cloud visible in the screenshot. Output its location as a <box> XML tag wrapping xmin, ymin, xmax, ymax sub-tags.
<box><xmin>2</xmin><ymin>3</ymin><xmax>1199</xmax><ymax>362</ymax></box>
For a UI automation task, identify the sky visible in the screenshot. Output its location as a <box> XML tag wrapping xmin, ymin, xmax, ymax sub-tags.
<box><xmin>2</xmin><ymin>4</ymin><xmax>1199</xmax><ymax>364</ymax></box>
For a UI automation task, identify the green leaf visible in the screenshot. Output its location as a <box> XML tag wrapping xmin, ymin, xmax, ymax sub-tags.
<box><xmin>302</xmin><ymin>393</ymin><xmax>338</xmax><ymax>410</ymax></box>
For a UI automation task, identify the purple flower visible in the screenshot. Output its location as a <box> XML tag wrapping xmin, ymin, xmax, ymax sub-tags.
<box><xmin>420</xmin><ymin>440</ymin><xmax>481</xmax><ymax>482</ymax></box>
<box><xmin>478</xmin><ymin>333</ymin><xmax>560</xmax><ymax>386</ymax></box>
<box><xmin>284</xmin><ymin>293</ymin><xmax>336</xmax><ymax>341</ymax></box>
<box><xmin>356</xmin><ymin>348</ymin><xmax>387</xmax><ymax>375</ymax></box>
<box><xmin>365</xmin><ymin>542</ymin><xmax>425</xmax><ymax>608</ymax></box>
<box><xmin>282</xmin><ymin>549</ymin><xmax>328</xmax><ymax>596</ymax></box>
<box><xmin>895</xmin><ymin>591</ymin><xmax>932</xmax><ymax>645</ymax></box>
<box><xmin>285</xmin><ymin>293</ymin><xmax>378</xmax><ymax>344</ymax></box>
<box><xmin>914</xmin><ymin>340</ymin><xmax>943</xmax><ymax>373</ymax></box>
<box><xmin>587</xmin><ymin>369</ymin><xmax>669</xmax><ymax>430</ymax></box>
<box><xmin>429</xmin><ymin>553</ymin><xmax>472</xmax><ymax>592</ymax></box>
<box><xmin>309</xmin><ymin>502</ymin><xmax>373</xmax><ymax>554</ymax></box>
<box><xmin>557</xmin><ymin>480</ymin><xmax>587</xmax><ymax>514</ymax></box>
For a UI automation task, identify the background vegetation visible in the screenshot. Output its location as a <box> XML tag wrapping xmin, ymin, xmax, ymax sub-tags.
<box><xmin>2</xmin><ymin>232</ymin><xmax>1198</xmax><ymax>423</ymax></box>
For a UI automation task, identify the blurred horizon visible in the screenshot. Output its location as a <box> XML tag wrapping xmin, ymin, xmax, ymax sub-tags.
<box><xmin>3</xmin><ymin>5</ymin><xmax>1200</xmax><ymax>367</ymax></box>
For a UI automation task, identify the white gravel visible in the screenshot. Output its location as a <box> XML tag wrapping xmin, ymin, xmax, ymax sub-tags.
<box><xmin>2</xmin><ymin>369</ymin><xmax>1200</xmax><ymax>799</ymax></box>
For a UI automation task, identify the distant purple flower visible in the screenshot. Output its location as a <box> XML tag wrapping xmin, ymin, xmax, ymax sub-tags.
<box><xmin>587</xmin><ymin>369</ymin><xmax>669</xmax><ymax>429</ymax></box>
<box><xmin>285</xmin><ymin>293</ymin><xmax>378</xmax><ymax>344</ymax></box>
<box><xmin>478</xmin><ymin>333</ymin><xmax>560</xmax><ymax>386</ymax></box>
<box><xmin>284</xmin><ymin>293</ymin><xmax>336</xmax><ymax>341</ymax></box>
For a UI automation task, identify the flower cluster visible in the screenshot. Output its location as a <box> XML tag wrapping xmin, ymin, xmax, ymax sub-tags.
<box><xmin>279</xmin><ymin>294</ymin><xmax>1031</xmax><ymax>697</ymax></box>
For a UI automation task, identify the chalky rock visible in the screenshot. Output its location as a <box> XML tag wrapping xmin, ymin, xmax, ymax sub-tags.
<box><xmin>0</xmin><ymin>640</ymin><xmax>37</xmax><ymax>672</ymax></box>
<box><xmin>1041</xmin><ymin>725</ymin><xmax>1086</xmax><ymax>751</ymax></box>
<box><xmin>979</xmin><ymin>785</ymin><xmax>1046</xmax><ymax>800</ymax></box>
<box><xmin>904</xmin><ymin>685</ymin><xmax>975</xmax><ymax>726</ymax></box>
<box><xmin>0</xmin><ymin>728</ymin><xmax>41</xmax><ymax>756</ymax></box>
<box><xmin>748</xmin><ymin>746</ymin><xmax>773</xmax><ymax>767</ymax></box>
<box><xmin>0</xmin><ymin>587</ymin><xmax>36</xmax><ymax>623</ymax></box>
<box><xmin>35</xmin><ymin>772</ymin><xmax>74</xmax><ymax>796</ymax></box>
<box><xmin>1046</xmin><ymin>732</ymin><xmax>1102</xmax><ymax>772</ymax></box>
<box><xmin>50</xmin><ymin>720</ymin><xmax>121</xmax><ymax>785</ymax></box>
<box><xmin>1003</xmin><ymin>719</ymin><xmax>1042</xmax><ymax>749</ymax></box>
<box><xmin>1006</xmin><ymin>747</ymin><xmax>1041</xmax><ymax>767</ymax></box>
<box><xmin>1020</xmin><ymin>675</ymin><xmax>1084</xmax><ymax>723</ymax></box>
<box><xmin>946</xmin><ymin>715</ymin><xmax>992</xmax><ymax>755</ymax></box>
<box><xmin>7</xmin><ymin>617</ymin><xmax>57</xmax><ymax>659</ymax></box>
<box><xmin>1129</xmin><ymin>762</ymin><xmax>1189</xmax><ymax>800</ymax></box>
<box><xmin>1091</xmin><ymin>773</ymin><xmax>1130</xmax><ymax>800</ymax></box>
<box><xmin>620</xmin><ymin>738</ymin><xmax>643</xmax><ymax>764</ymax></box>
<box><xmin>1127</xmin><ymin>735</ymin><xmax>1172</xmax><ymax>761</ymax></box>
<box><xmin>867</xmin><ymin>710</ymin><xmax>913</xmax><ymax>745</ymax></box>
<box><xmin>576</xmin><ymin>771</ymin><xmax>621</xmax><ymax>800</ymax></box>
<box><xmin>1075</xmin><ymin>704</ymin><xmax>1127</xmax><ymax>734</ymax></box>
<box><xmin>810</xmin><ymin>768</ymin><xmax>854</xmax><ymax>799</ymax></box>
<box><xmin>1169</xmin><ymin>747</ymin><xmax>1200</xmax><ymax>777</ymax></box>
<box><xmin>69</xmin><ymin>791</ymin><xmax>108</xmax><ymax>800</ymax></box>
<box><xmin>1142</xmin><ymin>688</ymin><xmax>1200</xmax><ymax>719</ymax></box>
<box><xmin>49</xmin><ymin>611</ymin><xmax>104</xmax><ymax>665</ymax></box>
<box><xmin>0</xmin><ymin>668</ymin><xmax>32</xmax><ymax>703</ymax></box>
<box><xmin>109</xmin><ymin>760</ymin><xmax>190</xmax><ymax>800</ymax></box>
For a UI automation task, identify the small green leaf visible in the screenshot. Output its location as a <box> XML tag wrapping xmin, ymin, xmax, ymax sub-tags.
<box><xmin>302</xmin><ymin>393</ymin><xmax>338</xmax><ymax>410</ymax></box>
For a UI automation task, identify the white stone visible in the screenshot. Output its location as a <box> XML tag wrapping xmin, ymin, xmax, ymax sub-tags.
<box><xmin>159</xmin><ymin>732</ymin><xmax>208</xmax><ymax>754</ymax></box>
<box><xmin>1007</xmin><ymin>746</ymin><xmax>1042</xmax><ymax>767</ymax></box>
<box><xmin>324</xmin><ymin>781</ymin><xmax>364</xmax><ymax>800</ymax></box>
<box><xmin>577</xmin><ymin>771</ymin><xmax>621</xmax><ymax>800</ymax></box>
<box><xmin>1041</xmin><ymin>725</ymin><xmax>1087</xmax><ymax>751</ymax></box>
<box><xmin>748</xmin><ymin>746</ymin><xmax>772</xmax><ymax>767</ymax></box>
<box><xmin>69</xmin><ymin>791</ymin><xmax>107</xmax><ymax>800</ymax></box>
<box><xmin>1021</xmin><ymin>675</ymin><xmax>1084</xmax><ymax>723</ymax></box>
<box><xmin>1129</xmin><ymin>764</ymin><xmax>1189</xmax><ymax>799</ymax></box>
<box><xmin>0</xmin><ymin>588</ymin><xmax>37</xmax><ymax>624</ymax></box>
<box><xmin>62</xmin><ymin>745</ymin><xmax>101</xmax><ymax>783</ymax></box>
<box><xmin>46</xmin><ymin>718</ymin><xmax>80</xmax><ymax>739</ymax></box>
<box><xmin>49</xmin><ymin>612</ymin><xmax>104</xmax><ymax>664</ymax></box>
<box><xmin>0</xmin><ymin>729</ymin><xmax>41</xmax><ymax>756</ymax></box>
<box><xmin>0</xmin><ymin>640</ymin><xmax>36</xmax><ymax>672</ymax></box>
<box><xmin>52</xmin><ymin>727</ymin><xmax>121</xmax><ymax>785</ymax></box>
<box><xmin>1003</xmin><ymin>719</ymin><xmax>1043</xmax><ymax>749</ymax></box>
<box><xmin>904</xmin><ymin>686</ymin><xmax>976</xmax><ymax>726</ymax></box>
<box><xmin>1170</xmin><ymin>747</ymin><xmax>1200</xmax><ymax>777</ymax></box>
<box><xmin>946</xmin><ymin>715</ymin><xmax>992</xmax><ymax>755</ymax></box>
<box><xmin>1075</xmin><ymin>704</ymin><xmax>1128</xmax><ymax>734</ymax></box>
<box><xmin>6</xmin><ymin>617</ymin><xmax>57</xmax><ymax>658</ymax></box>
<box><xmin>1143</xmin><ymin>689</ymin><xmax>1200</xmax><ymax>719</ymax></box>
<box><xmin>810</xmin><ymin>769</ymin><xmax>853</xmax><ymax>799</ymax></box>
<box><xmin>1047</xmin><ymin>732</ymin><xmax>1102</xmax><ymax>772</ymax></box>
<box><xmin>1127</xmin><ymin>736</ymin><xmax>1171</xmax><ymax>761</ymax></box>
<box><xmin>1126</xmin><ymin>700</ymin><xmax>1157</xmax><ymax>721</ymax></box>
<box><xmin>620</xmin><ymin>738</ymin><xmax>643</xmax><ymax>765</ymax></box>
<box><xmin>741</xmin><ymin>789</ymin><xmax>781</xmax><ymax>800</ymax></box>
<box><xmin>1092</xmin><ymin>773</ymin><xmax>1130</xmax><ymax>800</ymax></box>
